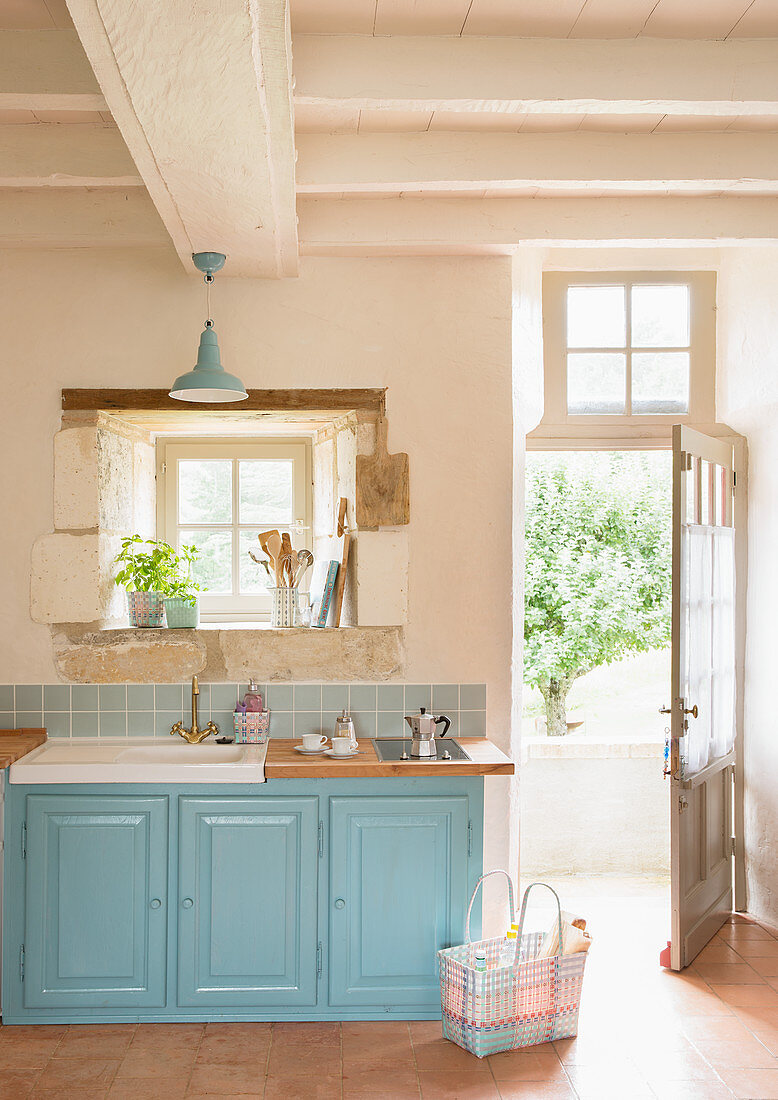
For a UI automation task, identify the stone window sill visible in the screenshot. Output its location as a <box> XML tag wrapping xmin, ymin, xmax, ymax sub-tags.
<box><xmin>52</xmin><ymin>624</ymin><xmax>405</xmax><ymax>684</ymax></box>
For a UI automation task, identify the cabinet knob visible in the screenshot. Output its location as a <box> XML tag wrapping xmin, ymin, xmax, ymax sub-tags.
<box><xmin>149</xmin><ymin>898</ymin><xmax>162</xmax><ymax>910</ymax></box>
<box><xmin>182</xmin><ymin>898</ymin><xmax>194</xmax><ymax>909</ymax></box>
<box><xmin>334</xmin><ymin>898</ymin><xmax>346</xmax><ymax>910</ymax></box>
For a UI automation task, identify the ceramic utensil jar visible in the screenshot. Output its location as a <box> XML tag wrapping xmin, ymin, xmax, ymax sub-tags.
<box><xmin>334</xmin><ymin>709</ymin><xmax>357</xmax><ymax>750</ymax></box>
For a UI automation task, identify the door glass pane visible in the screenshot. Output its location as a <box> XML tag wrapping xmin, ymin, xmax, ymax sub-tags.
<box><xmin>632</xmin><ymin>352</ymin><xmax>690</xmax><ymax>414</ymax></box>
<box><xmin>682</xmin><ymin>527</ymin><xmax>713</xmax><ymax>778</ymax></box>
<box><xmin>179</xmin><ymin>529</ymin><xmax>232</xmax><ymax>593</ymax></box>
<box><xmin>239</xmin><ymin>529</ymin><xmax>272</xmax><ymax>594</ymax></box>
<box><xmin>711</xmin><ymin>529</ymin><xmax>736</xmax><ymax>760</ymax></box>
<box><xmin>567</xmin><ymin>285</ymin><xmax>626</xmax><ymax>348</ymax></box>
<box><xmin>631</xmin><ymin>284</ymin><xmax>690</xmax><ymax>347</ymax></box>
<box><xmin>567</xmin><ymin>353</ymin><xmax>626</xmax><ymax>414</ymax></box>
<box><xmin>239</xmin><ymin>460</ymin><xmax>294</xmax><ymax>524</ymax></box>
<box><xmin>178</xmin><ymin>461</ymin><xmax>232</xmax><ymax>524</ymax></box>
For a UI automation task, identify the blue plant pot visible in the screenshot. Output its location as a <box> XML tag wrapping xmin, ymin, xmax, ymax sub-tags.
<box><xmin>164</xmin><ymin>596</ymin><xmax>200</xmax><ymax>628</ymax></box>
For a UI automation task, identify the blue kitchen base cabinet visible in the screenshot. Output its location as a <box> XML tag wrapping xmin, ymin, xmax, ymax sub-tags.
<box><xmin>2</xmin><ymin>779</ymin><xmax>483</xmax><ymax>1022</ymax></box>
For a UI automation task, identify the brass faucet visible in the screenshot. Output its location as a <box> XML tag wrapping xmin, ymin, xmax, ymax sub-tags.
<box><xmin>171</xmin><ymin>676</ymin><xmax>219</xmax><ymax>744</ymax></box>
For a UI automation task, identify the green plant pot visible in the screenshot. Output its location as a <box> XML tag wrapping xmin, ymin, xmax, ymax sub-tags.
<box><xmin>164</xmin><ymin>596</ymin><xmax>200</xmax><ymax>628</ymax></box>
<box><xmin>127</xmin><ymin>590</ymin><xmax>166</xmax><ymax>628</ymax></box>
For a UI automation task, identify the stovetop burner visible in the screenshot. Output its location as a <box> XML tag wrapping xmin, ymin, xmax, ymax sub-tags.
<box><xmin>371</xmin><ymin>738</ymin><xmax>471</xmax><ymax>762</ymax></box>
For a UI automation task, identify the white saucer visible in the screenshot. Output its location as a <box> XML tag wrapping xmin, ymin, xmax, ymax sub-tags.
<box><xmin>324</xmin><ymin>748</ymin><xmax>361</xmax><ymax>759</ymax></box>
<box><xmin>294</xmin><ymin>744</ymin><xmax>328</xmax><ymax>755</ymax></box>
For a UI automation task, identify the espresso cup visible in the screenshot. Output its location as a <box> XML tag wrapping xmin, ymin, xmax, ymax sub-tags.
<box><xmin>330</xmin><ymin>736</ymin><xmax>353</xmax><ymax>756</ymax></box>
<box><xmin>301</xmin><ymin>733</ymin><xmax>327</xmax><ymax>751</ymax></box>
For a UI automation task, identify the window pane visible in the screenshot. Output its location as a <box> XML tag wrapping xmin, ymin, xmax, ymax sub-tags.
<box><xmin>632</xmin><ymin>352</ymin><xmax>690</xmax><ymax>413</ymax></box>
<box><xmin>239</xmin><ymin>460</ymin><xmax>294</xmax><ymax>524</ymax></box>
<box><xmin>567</xmin><ymin>353</ymin><xmax>626</xmax><ymax>414</ymax></box>
<box><xmin>631</xmin><ymin>285</ymin><xmax>689</xmax><ymax>347</ymax></box>
<box><xmin>178</xmin><ymin>461</ymin><xmax>232</xmax><ymax>524</ymax></box>
<box><xmin>567</xmin><ymin>285</ymin><xmax>626</xmax><ymax>348</ymax></box>
<box><xmin>239</xmin><ymin>529</ymin><xmax>272</xmax><ymax>594</ymax></box>
<box><xmin>179</xmin><ymin>529</ymin><xmax>232</xmax><ymax>593</ymax></box>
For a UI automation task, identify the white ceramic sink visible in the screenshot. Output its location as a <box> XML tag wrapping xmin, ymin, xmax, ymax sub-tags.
<box><xmin>9</xmin><ymin>738</ymin><xmax>267</xmax><ymax>784</ymax></box>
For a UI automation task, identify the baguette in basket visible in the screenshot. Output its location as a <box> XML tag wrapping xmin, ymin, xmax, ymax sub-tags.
<box><xmin>536</xmin><ymin>910</ymin><xmax>592</xmax><ymax>959</ymax></box>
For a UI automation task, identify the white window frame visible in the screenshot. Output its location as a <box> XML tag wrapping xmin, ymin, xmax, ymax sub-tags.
<box><xmin>533</xmin><ymin>271</ymin><xmax>716</xmax><ymax>449</ymax></box>
<box><xmin>157</xmin><ymin>436</ymin><xmax>312</xmax><ymax>623</ymax></box>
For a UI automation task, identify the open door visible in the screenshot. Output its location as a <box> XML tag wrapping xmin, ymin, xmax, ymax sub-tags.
<box><xmin>667</xmin><ymin>425</ymin><xmax>737</xmax><ymax>971</ymax></box>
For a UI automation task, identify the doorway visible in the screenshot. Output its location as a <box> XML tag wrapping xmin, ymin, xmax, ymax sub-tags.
<box><xmin>519</xmin><ymin>449</ymin><xmax>672</xmax><ymax>947</ymax></box>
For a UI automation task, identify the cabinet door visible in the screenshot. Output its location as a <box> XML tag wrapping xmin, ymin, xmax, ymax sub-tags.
<box><xmin>178</xmin><ymin>797</ymin><xmax>319</xmax><ymax>1007</ymax></box>
<box><xmin>24</xmin><ymin>795</ymin><xmax>169</xmax><ymax>1009</ymax></box>
<box><xmin>328</xmin><ymin>796</ymin><xmax>469</xmax><ymax>1009</ymax></box>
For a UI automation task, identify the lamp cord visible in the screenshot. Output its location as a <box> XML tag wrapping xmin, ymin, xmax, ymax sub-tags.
<box><xmin>205</xmin><ymin>273</ymin><xmax>214</xmax><ymax>328</ymax></box>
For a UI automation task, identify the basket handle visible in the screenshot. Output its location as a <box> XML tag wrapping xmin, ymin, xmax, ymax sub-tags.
<box><xmin>465</xmin><ymin>869</ymin><xmax>515</xmax><ymax>944</ymax></box>
<box><xmin>515</xmin><ymin>881</ymin><xmax>564</xmax><ymax>962</ymax></box>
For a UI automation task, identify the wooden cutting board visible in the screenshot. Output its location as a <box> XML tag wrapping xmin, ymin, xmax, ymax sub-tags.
<box><xmin>356</xmin><ymin>417</ymin><xmax>409</xmax><ymax>529</ymax></box>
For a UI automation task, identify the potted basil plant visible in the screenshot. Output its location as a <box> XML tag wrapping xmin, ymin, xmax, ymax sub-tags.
<box><xmin>163</xmin><ymin>543</ymin><xmax>204</xmax><ymax>629</ymax></box>
<box><xmin>113</xmin><ymin>536</ymin><xmax>186</xmax><ymax>628</ymax></box>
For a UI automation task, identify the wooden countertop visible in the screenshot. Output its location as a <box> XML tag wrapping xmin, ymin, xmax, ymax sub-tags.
<box><xmin>264</xmin><ymin>738</ymin><xmax>514</xmax><ymax>778</ymax></box>
<box><xmin>0</xmin><ymin>728</ymin><xmax>47</xmax><ymax>770</ymax></box>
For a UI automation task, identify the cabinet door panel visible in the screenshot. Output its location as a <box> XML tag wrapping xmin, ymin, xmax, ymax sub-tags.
<box><xmin>178</xmin><ymin>797</ymin><xmax>318</xmax><ymax>1007</ymax></box>
<box><xmin>24</xmin><ymin>795</ymin><xmax>169</xmax><ymax>1009</ymax></box>
<box><xmin>329</xmin><ymin>796</ymin><xmax>469</xmax><ymax>1008</ymax></box>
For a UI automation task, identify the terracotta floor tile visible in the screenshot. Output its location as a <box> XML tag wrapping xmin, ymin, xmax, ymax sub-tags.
<box><xmin>264</xmin><ymin>1074</ymin><xmax>343</xmax><ymax>1100</ymax></box>
<box><xmin>270</xmin><ymin>1022</ymin><xmax>340</xmax><ymax>1043</ymax></box>
<box><xmin>0</xmin><ymin>1027</ymin><xmax>68</xmax><ymax>1042</ymax></box>
<box><xmin>107</xmin><ymin>1079</ymin><xmax>189</xmax><ymax>1099</ymax></box>
<box><xmin>750</xmin><ymin>959</ymin><xmax>778</xmax><ymax>978</ymax></box>
<box><xmin>35</xmin><ymin>1057</ymin><xmax>120</xmax><ymax>1090</ymax></box>
<box><xmin>696</xmin><ymin>963</ymin><xmax>767</xmax><ymax>985</ymax></box>
<box><xmin>647</xmin><ymin>1081</ymin><xmax>737</xmax><ymax>1099</ymax></box>
<box><xmin>266</xmin><ymin>1042</ymin><xmax>341</xmax><ymax>1076</ymax></box>
<box><xmin>115</xmin><ymin>1048</ymin><xmax>197</xmax><ymax>1079</ymax></box>
<box><xmin>0</xmin><ymin>1073</ymin><xmax>44</xmax><ymax>1100</ymax></box>
<box><xmin>204</xmin><ymin>1023</ymin><xmax>272</xmax><ymax>1039</ymax></box>
<box><xmin>695</xmin><ymin>1037</ymin><xmax>777</xmax><ymax>1069</ymax></box>
<box><xmin>712</xmin><ymin>985</ymin><xmax>778</xmax><ymax>1009</ymax></box>
<box><xmin>495</xmin><ymin>1084</ymin><xmax>578</xmax><ymax>1100</ymax></box>
<box><xmin>56</xmin><ymin>1027</ymin><xmax>136</xmax><ymax>1060</ymax></box>
<box><xmin>413</xmin><ymin>1037</ymin><xmax>489</xmax><ymax>1072</ymax></box>
<box><xmin>719</xmin><ymin>926</ymin><xmax>776</xmax><ymax>942</ymax></box>
<box><xmin>342</xmin><ymin>1066</ymin><xmax>420</xmax><ymax>1099</ymax></box>
<box><xmin>186</xmin><ymin>1061</ymin><xmax>265</xmax><ymax>1095</ymax></box>
<box><xmin>409</xmin><ymin>1021</ymin><xmax>444</xmax><ymax>1042</ymax></box>
<box><xmin>130</xmin><ymin>1024</ymin><xmax>205</xmax><ymax>1048</ymax></box>
<box><xmin>564</xmin><ymin>1064</ymin><xmax>655</xmax><ymax>1099</ymax></box>
<box><xmin>195</xmin><ymin>1034</ymin><xmax>269</xmax><ymax>1066</ymax></box>
<box><xmin>0</xmin><ymin>1046</ymin><xmax>55</xmax><ymax>1072</ymax></box>
<box><xmin>683</xmin><ymin>1016</ymin><xmax>758</xmax><ymax>1042</ymax></box>
<box><xmin>342</xmin><ymin>1021</ymin><xmax>410</xmax><ymax>1038</ymax></box>
<box><xmin>699</xmin><ymin>943</ymin><xmax>744</xmax><ymax>965</ymax></box>
<box><xmin>29</xmin><ymin>1090</ymin><xmax>109</xmax><ymax>1100</ymax></box>
<box><xmin>631</xmin><ymin>1044</ymin><xmax>713</xmax><ymax>1080</ymax></box>
<box><xmin>418</xmin><ymin>1068</ymin><xmax>499</xmax><ymax>1099</ymax></box>
<box><xmin>733</xmin><ymin>941</ymin><xmax>778</xmax><ymax>959</ymax></box>
<box><xmin>486</xmin><ymin>1049</ymin><xmax>564</xmax><ymax>1083</ymax></box>
<box><xmin>719</xmin><ymin>1066</ymin><xmax>778</xmax><ymax>1098</ymax></box>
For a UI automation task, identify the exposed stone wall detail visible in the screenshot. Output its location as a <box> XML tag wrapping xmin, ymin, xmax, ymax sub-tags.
<box><xmin>31</xmin><ymin>533</ymin><xmax>124</xmax><ymax>625</ymax></box>
<box><xmin>53</xmin><ymin>625</ymin><xmax>405</xmax><ymax>683</ymax></box>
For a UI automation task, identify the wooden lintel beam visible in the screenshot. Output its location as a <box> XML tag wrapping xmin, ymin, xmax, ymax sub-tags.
<box><xmin>61</xmin><ymin>389</ymin><xmax>387</xmax><ymax>413</ymax></box>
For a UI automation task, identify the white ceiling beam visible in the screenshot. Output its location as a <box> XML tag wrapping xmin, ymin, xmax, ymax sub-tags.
<box><xmin>0</xmin><ymin>190</ymin><xmax>167</xmax><ymax>247</ymax></box>
<box><xmin>293</xmin><ymin>35</ymin><xmax>778</xmax><ymax>117</ymax></box>
<box><xmin>67</xmin><ymin>0</ymin><xmax>298</xmax><ymax>278</ymax></box>
<box><xmin>0</xmin><ymin>30</ymin><xmax>108</xmax><ymax>112</ymax></box>
<box><xmin>0</xmin><ymin>125</ymin><xmax>142</xmax><ymax>188</ymax></box>
<box><xmin>296</xmin><ymin>132</ymin><xmax>778</xmax><ymax>194</ymax></box>
<box><xmin>297</xmin><ymin>196</ymin><xmax>778</xmax><ymax>253</ymax></box>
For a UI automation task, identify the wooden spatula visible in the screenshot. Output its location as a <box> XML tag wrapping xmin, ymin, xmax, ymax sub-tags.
<box><xmin>356</xmin><ymin>417</ymin><xmax>409</xmax><ymax>529</ymax></box>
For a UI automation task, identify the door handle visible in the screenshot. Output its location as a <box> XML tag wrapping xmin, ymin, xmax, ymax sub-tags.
<box><xmin>685</xmin><ymin>705</ymin><xmax>699</xmax><ymax>719</ymax></box>
<box><xmin>149</xmin><ymin>898</ymin><xmax>162</xmax><ymax>910</ymax></box>
<box><xmin>181</xmin><ymin>898</ymin><xmax>194</xmax><ymax>909</ymax></box>
<box><xmin>659</xmin><ymin>707</ymin><xmax>671</xmax><ymax>715</ymax></box>
<box><xmin>334</xmin><ymin>898</ymin><xmax>346</xmax><ymax>910</ymax></box>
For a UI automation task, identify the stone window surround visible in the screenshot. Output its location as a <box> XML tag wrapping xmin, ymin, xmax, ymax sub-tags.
<box><xmin>30</xmin><ymin>393</ymin><xmax>412</xmax><ymax>684</ymax></box>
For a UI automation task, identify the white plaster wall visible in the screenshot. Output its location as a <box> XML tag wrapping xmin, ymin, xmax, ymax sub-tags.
<box><xmin>0</xmin><ymin>247</ymin><xmax>517</xmax><ymax>896</ymax></box>
<box><xmin>717</xmin><ymin>246</ymin><xmax>778</xmax><ymax>925</ymax></box>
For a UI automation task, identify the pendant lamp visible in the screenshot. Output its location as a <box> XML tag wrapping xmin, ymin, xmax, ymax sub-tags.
<box><xmin>169</xmin><ymin>252</ymin><xmax>248</xmax><ymax>402</ymax></box>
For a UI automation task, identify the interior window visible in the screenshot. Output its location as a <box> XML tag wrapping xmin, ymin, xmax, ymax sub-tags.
<box><xmin>158</xmin><ymin>438</ymin><xmax>312</xmax><ymax>622</ymax></box>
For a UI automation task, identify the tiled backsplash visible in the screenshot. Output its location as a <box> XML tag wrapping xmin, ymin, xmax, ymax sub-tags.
<box><xmin>0</xmin><ymin>683</ymin><xmax>487</xmax><ymax>741</ymax></box>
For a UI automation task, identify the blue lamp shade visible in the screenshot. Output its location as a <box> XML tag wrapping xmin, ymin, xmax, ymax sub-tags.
<box><xmin>169</xmin><ymin>326</ymin><xmax>248</xmax><ymax>402</ymax></box>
